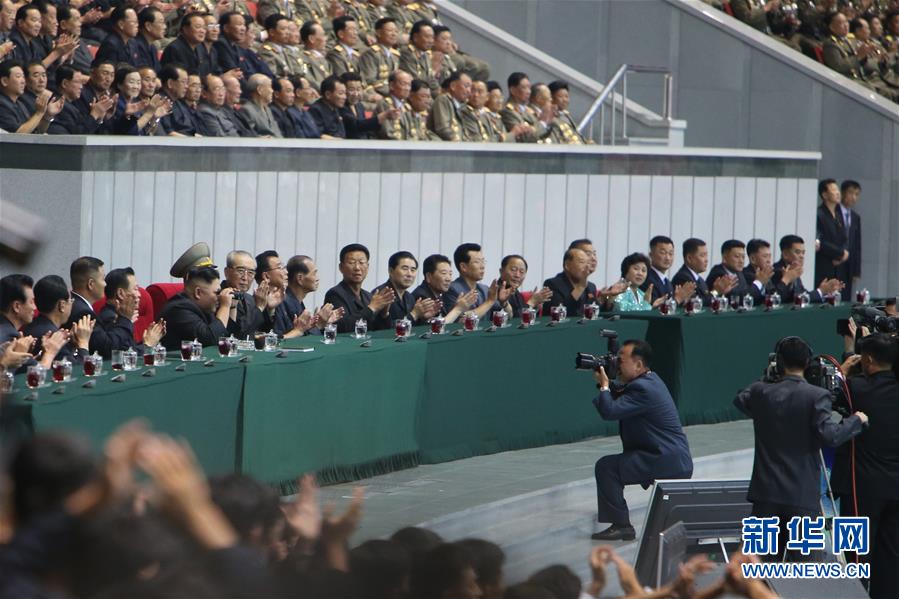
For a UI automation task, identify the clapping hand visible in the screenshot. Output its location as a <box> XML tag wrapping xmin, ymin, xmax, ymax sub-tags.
<box><xmin>291</xmin><ymin>310</ymin><xmax>315</xmax><ymax>334</ymax></box>
<box><xmin>71</xmin><ymin>314</ymin><xmax>95</xmax><ymax>349</ymax></box>
<box><xmin>369</xmin><ymin>287</ymin><xmax>395</xmax><ymax>313</ymax></box>
<box><xmin>713</xmin><ymin>274</ymin><xmax>738</xmax><ymax>296</ymax></box>
<box><xmin>143</xmin><ymin>320</ymin><xmax>165</xmax><ymax>347</ymax></box>
<box><xmin>528</xmin><ymin>286</ymin><xmax>553</xmax><ymax>307</ymax></box>
<box><xmin>282</xmin><ymin>473</ymin><xmax>322</xmax><ymax>542</ymax></box>
<box><xmin>411</xmin><ymin>297</ymin><xmax>440</xmax><ymax>321</ymax></box>
<box><xmin>674</xmin><ymin>281</ymin><xmax>695</xmax><ymax>305</ymax></box>
<box><xmin>455</xmin><ymin>289</ymin><xmax>478</xmax><ymax>311</ymax></box>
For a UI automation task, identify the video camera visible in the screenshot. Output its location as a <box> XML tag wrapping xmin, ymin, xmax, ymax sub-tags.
<box><xmin>575</xmin><ymin>330</ymin><xmax>620</xmax><ymax>379</ymax></box>
<box><xmin>851</xmin><ymin>305</ymin><xmax>898</xmax><ymax>334</ymax></box>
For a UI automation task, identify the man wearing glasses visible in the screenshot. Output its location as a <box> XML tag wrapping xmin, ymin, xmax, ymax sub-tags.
<box><xmin>222</xmin><ymin>250</ymin><xmax>268</xmax><ymax>339</ymax></box>
<box><xmin>324</xmin><ymin>243</ymin><xmax>395</xmax><ymax>332</ymax></box>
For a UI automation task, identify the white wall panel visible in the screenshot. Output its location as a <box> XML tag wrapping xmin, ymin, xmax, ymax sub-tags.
<box><xmin>711</xmin><ymin>177</ymin><xmax>736</xmax><ymax>265</ymax></box>
<box><xmin>564</xmin><ymin>175</ymin><xmax>589</xmax><ymax>244</ymax></box>
<box><xmin>110</xmin><ymin>172</ymin><xmax>135</xmax><ymax>269</ymax></box>
<box><xmin>501</xmin><ymin>174</ymin><xmax>525</xmax><ymax>259</ymax></box>
<box><xmin>753</xmin><ymin>178</ymin><xmax>777</xmax><ymax>249</ymax></box>
<box><xmin>669</xmin><ymin>177</ymin><xmax>694</xmax><ymax>250</ymax></box>
<box><xmin>796</xmin><ymin>179</ymin><xmax>819</xmax><ymax>289</ymax></box>
<box><xmin>233</xmin><ymin>172</ymin><xmax>257</xmax><ymax>256</ymax></box>
<box><xmin>440</xmin><ymin>173</ymin><xmax>465</xmax><ymax>258</ymax></box>
<box><xmin>253</xmin><ymin>172</ymin><xmax>278</xmax><ymax>253</ymax></box>
<box><xmin>419</xmin><ymin>173</ymin><xmax>444</xmax><ymax>260</ymax></box>
<box><xmin>606</xmin><ymin>176</ymin><xmax>630</xmax><ymax>283</ymax></box>
<box><xmin>649</xmin><ymin>176</ymin><xmax>673</xmax><ymax>246</ymax></box>
<box><xmin>733</xmin><ymin>178</ymin><xmax>757</xmax><ymax>244</ymax></box>
<box><xmin>131</xmin><ymin>172</ymin><xmax>156</xmax><ymax>279</ymax></box>
<box><xmin>274</xmin><ymin>172</ymin><xmax>297</xmax><ymax>258</ymax></box>
<box><xmin>316</xmin><ymin>172</ymin><xmax>340</xmax><ymax>292</ymax></box>
<box><xmin>542</xmin><ymin>174</ymin><xmax>567</xmax><ymax>285</ymax></box>
<box><xmin>628</xmin><ymin>176</ymin><xmax>651</xmax><ymax>254</ymax></box>
<box><xmin>480</xmin><ymin>174</ymin><xmax>506</xmax><ymax>268</ymax></box>
<box><xmin>522</xmin><ymin>174</ymin><xmax>547</xmax><ymax>283</ymax></box>
<box><xmin>585</xmin><ymin>175</ymin><xmax>610</xmax><ymax>284</ymax></box>
<box><xmin>691</xmin><ymin>178</ymin><xmax>714</xmax><ymax>251</ymax></box>
<box><xmin>213</xmin><ymin>172</ymin><xmax>238</xmax><ymax>260</ymax></box>
<box><xmin>91</xmin><ymin>172</ymin><xmax>115</xmax><ymax>262</ymax></box>
<box><xmin>151</xmin><ymin>172</ymin><xmax>175</xmax><ymax>280</ymax></box>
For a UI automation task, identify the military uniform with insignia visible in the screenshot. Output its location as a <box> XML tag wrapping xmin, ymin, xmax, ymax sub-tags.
<box><xmin>388</xmin><ymin>1</ymin><xmax>417</xmax><ymax>36</ymax></box>
<box><xmin>406</xmin><ymin>0</ymin><xmax>490</xmax><ymax>80</ymax></box>
<box><xmin>375</xmin><ymin>96</ymin><xmax>410</xmax><ymax>139</ymax></box>
<box><xmin>399</xmin><ymin>44</ymin><xmax>452</xmax><ymax>93</ymax></box>
<box><xmin>302</xmin><ymin>48</ymin><xmax>332</xmax><ymax>90</ymax></box>
<box><xmin>549</xmin><ymin>109</ymin><xmax>586</xmax><ymax>145</ymax></box>
<box><xmin>258</xmin><ymin>41</ymin><xmax>307</xmax><ymax>78</ymax></box>
<box><xmin>343</xmin><ymin>0</ymin><xmax>376</xmax><ymax>50</ymax></box>
<box><xmin>823</xmin><ymin>34</ymin><xmax>897</xmax><ymax>101</ymax></box>
<box><xmin>326</xmin><ymin>43</ymin><xmax>361</xmax><ymax>76</ymax></box>
<box><xmin>296</xmin><ymin>0</ymin><xmax>335</xmax><ymax>36</ymax></box>
<box><xmin>408</xmin><ymin>108</ymin><xmax>440</xmax><ymax>141</ymax></box>
<box><xmin>500</xmin><ymin>101</ymin><xmax>550</xmax><ymax>143</ymax></box>
<box><xmin>427</xmin><ymin>93</ymin><xmax>464</xmax><ymax>141</ymax></box>
<box><xmin>256</xmin><ymin>0</ymin><xmax>306</xmax><ymax>27</ymax></box>
<box><xmin>359</xmin><ymin>43</ymin><xmax>399</xmax><ymax>96</ymax></box>
<box><xmin>458</xmin><ymin>103</ymin><xmax>492</xmax><ymax>142</ymax></box>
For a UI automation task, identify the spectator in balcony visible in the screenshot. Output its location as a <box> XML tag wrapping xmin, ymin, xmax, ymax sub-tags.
<box><xmin>9</xmin><ymin>4</ymin><xmax>76</xmax><ymax>69</ymax></box>
<box><xmin>95</xmin><ymin>6</ymin><xmax>139</xmax><ymax>67</ymax></box>
<box><xmin>259</xmin><ymin>14</ymin><xmax>304</xmax><ymax>79</ymax></box>
<box><xmin>324</xmin><ymin>243</ymin><xmax>395</xmax><ymax>333</ymax></box>
<box><xmin>823</xmin><ymin>11</ymin><xmax>897</xmax><ymax>100</ymax></box>
<box><xmin>339</xmin><ymin>71</ymin><xmax>396</xmax><ymax>138</ymax></box>
<box><xmin>216</xmin><ymin>12</ymin><xmax>268</xmax><ymax>80</ymax></box>
<box><xmin>198</xmin><ymin>73</ymin><xmax>240</xmax><ymax>136</ymax></box>
<box><xmin>406</xmin><ymin>77</ymin><xmax>438</xmax><ymax>140</ymax></box>
<box><xmin>460</xmin><ymin>78</ymin><xmax>514</xmax><ymax>142</ymax></box>
<box><xmin>20</xmin><ymin>61</ymin><xmax>46</xmax><ymax>113</ymax></box>
<box><xmin>431</xmin><ymin>25</ymin><xmax>457</xmax><ymax>87</ymax></box>
<box><xmin>548</xmin><ymin>80</ymin><xmax>587</xmax><ymax>145</ymax></box>
<box><xmin>240</xmin><ymin>73</ymin><xmax>281</xmax><ymax>137</ymax></box>
<box><xmin>56</xmin><ymin>6</ymin><xmax>93</xmax><ymax>74</ymax></box>
<box><xmin>293</xmin><ymin>74</ymin><xmax>318</xmax><ymax>105</ymax></box>
<box><xmin>49</xmin><ymin>65</ymin><xmax>113</xmax><ymax>134</ymax></box>
<box><xmin>271</xmin><ymin>75</ymin><xmax>323</xmax><ymax>138</ymax></box>
<box><xmin>133</xmin><ymin>7</ymin><xmax>163</xmax><ymax>72</ymax></box>
<box><xmin>185</xmin><ymin>72</ymin><xmax>202</xmax><ymax>110</ymax></box>
<box><xmin>162</xmin><ymin>12</ymin><xmax>214</xmax><ymax>79</ymax></box>
<box><xmin>730</xmin><ymin>0</ymin><xmax>781</xmax><ymax>33</ymax></box>
<box><xmin>359</xmin><ymin>16</ymin><xmax>399</xmax><ymax>98</ymax></box>
<box><xmin>300</xmin><ymin>20</ymin><xmax>332</xmax><ymax>91</ymax></box>
<box><xmin>850</xmin><ymin>17</ymin><xmax>899</xmax><ymax>92</ymax></box>
<box><xmin>77</xmin><ymin>58</ymin><xmax>114</xmax><ymax>113</ymax></box>
<box><xmin>308</xmin><ymin>74</ymin><xmax>346</xmax><ymax>137</ymax></box>
<box><xmin>840</xmin><ymin>179</ymin><xmax>863</xmax><ymax>301</ymax></box>
<box><xmin>428</xmin><ymin>69</ymin><xmax>469</xmax><ymax>141</ymax></box>
<box><xmin>111</xmin><ymin>65</ymin><xmax>172</xmax><ymax>135</ymax></box>
<box><xmin>138</xmin><ymin>66</ymin><xmax>160</xmax><ymax>101</ymax></box>
<box><xmin>0</xmin><ymin>59</ymin><xmax>61</xmax><ymax>133</ymax></box>
<box><xmin>375</xmin><ymin>68</ymin><xmax>411</xmax><ymax>139</ymax></box>
<box><xmin>399</xmin><ymin>20</ymin><xmax>439</xmax><ymax>93</ymax></box>
<box><xmin>327</xmin><ymin>15</ymin><xmax>361</xmax><ymax>77</ymax></box>
<box><xmin>484</xmin><ymin>80</ymin><xmax>511</xmax><ymax>138</ymax></box>
<box><xmin>222</xmin><ymin>72</ymin><xmax>255</xmax><ymax>136</ymax></box>
<box><xmin>501</xmin><ymin>72</ymin><xmax>553</xmax><ymax>143</ymax></box>
<box><xmin>157</xmin><ymin>63</ymin><xmax>205</xmax><ymax>136</ymax></box>
<box><xmin>0</xmin><ymin>0</ymin><xmax>13</xmax><ymax>45</ymax></box>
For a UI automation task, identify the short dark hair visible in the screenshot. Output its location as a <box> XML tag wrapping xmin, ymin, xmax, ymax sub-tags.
<box><xmin>567</xmin><ymin>238</ymin><xmax>593</xmax><ymax>250</ymax></box>
<box><xmin>389</xmin><ymin>251</ymin><xmax>418</xmax><ymax>270</ymax></box>
<box><xmin>70</xmin><ymin>256</ymin><xmax>104</xmax><ymax>290</ymax></box>
<box><xmin>332</xmin><ymin>14</ymin><xmax>356</xmax><ymax>34</ymax></box>
<box><xmin>650</xmin><ymin>235</ymin><xmax>674</xmax><ymax>249</ymax></box>
<box><xmin>185</xmin><ymin>265</ymin><xmax>220</xmax><ymax>285</ymax></box>
<box><xmin>779</xmin><ymin>234</ymin><xmax>805</xmax><ymax>252</ymax></box>
<box><xmin>409</xmin><ymin>19</ymin><xmax>432</xmax><ymax>38</ymax></box>
<box><xmin>340</xmin><ymin>243</ymin><xmax>370</xmax><ymax>263</ymax></box>
<box><xmin>746</xmin><ymin>238</ymin><xmax>770</xmax><ymax>256</ymax></box>
<box><xmin>34</xmin><ymin>275</ymin><xmax>72</xmax><ymax>314</ymax></box>
<box><xmin>217</xmin><ymin>10</ymin><xmax>241</xmax><ymax>28</ymax></box>
<box><xmin>110</xmin><ymin>5</ymin><xmax>134</xmax><ymax>27</ymax></box>
<box><xmin>90</xmin><ymin>57</ymin><xmax>115</xmax><ymax>71</ymax></box>
<box><xmin>340</xmin><ymin>70</ymin><xmax>362</xmax><ymax>85</ymax></box>
<box><xmin>410</xmin><ymin>543</ymin><xmax>475</xmax><ymax>599</ymax></box>
<box><xmin>720</xmin><ymin>239</ymin><xmax>745</xmax><ymax>254</ymax></box>
<box><xmin>390</xmin><ymin>526</ymin><xmax>443</xmax><ymax>557</ymax></box>
<box><xmin>841</xmin><ymin>179</ymin><xmax>861</xmax><ymax>194</ymax></box>
<box><xmin>682</xmin><ymin>237</ymin><xmax>705</xmax><ymax>257</ymax></box>
<box><xmin>623</xmin><ymin>338</ymin><xmax>653</xmax><ymax>368</ymax></box>
<box><xmin>453</xmin><ymin>243</ymin><xmax>481</xmax><ymax>270</ymax></box>
<box><xmin>158</xmin><ymin>63</ymin><xmax>186</xmax><ymax>86</ymax></box>
<box><xmin>857</xmin><ymin>333</ymin><xmax>898</xmax><ymax>367</ymax></box>
<box><xmin>300</xmin><ymin>20</ymin><xmax>320</xmax><ymax>43</ymax></box>
<box><xmin>504</xmin><ymin>583</ymin><xmax>556</xmax><ymax>599</ymax></box>
<box><xmin>180</xmin><ymin>11</ymin><xmax>206</xmax><ymax>31</ymax></box>
<box><xmin>547</xmin><ymin>80</ymin><xmax>569</xmax><ymax>95</ymax></box>
<box><xmin>818</xmin><ymin>178</ymin><xmax>838</xmax><ymax>199</ymax></box>
<box><xmin>507</xmin><ymin>72</ymin><xmax>528</xmax><ymax>89</ymax></box>
<box><xmin>57</xmin><ymin>5</ymin><xmax>75</xmax><ymax>22</ymax></box>
<box><xmin>56</xmin><ymin>64</ymin><xmax>79</xmax><ymax>84</ymax></box>
<box><xmin>374</xmin><ymin>16</ymin><xmax>396</xmax><ymax>30</ymax></box>
<box><xmin>140</xmin><ymin>6</ymin><xmax>162</xmax><ymax>29</ymax></box>
<box><xmin>778</xmin><ymin>337</ymin><xmax>812</xmax><ymax>371</ymax></box>
<box><xmin>1</xmin><ymin>274</ymin><xmax>34</xmax><ymax>313</ymax></box>
<box><xmin>501</xmin><ymin>254</ymin><xmax>528</xmax><ymax>270</ymax></box>
<box><xmin>485</xmin><ymin>80</ymin><xmax>502</xmax><ymax>94</ymax></box>
<box><xmin>286</xmin><ymin>255</ymin><xmax>312</xmax><ymax>280</ymax></box>
<box><xmin>422</xmin><ymin>254</ymin><xmax>451</xmax><ymax>276</ymax></box>
<box><xmin>350</xmin><ymin>540</ymin><xmax>411</xmax><ymax>599</ymax></box>
<box><xmin>528</xmin><ymin>565</ymin><xmax>582</xmax><ymax>599</ymax></box>
<box><xmin>264</xmin><ymin>13</ymin><xmax>288</xmax><ymax>31</ymax></box>
<box><xmin>114</xmin><ymin>66</ymin><xmax>138</xmax><ymax>88</ymax></box>
<box><xmin>455</xmin><ymin>539</ymin><xmax>504</xmax><ymax>590</ymax></box>
<box><xmin>25</xmin><ymin>61</ymin><xmax>45</xmax><ymax>76</ymax></box>
<box><xmin>433</xmin><ymin>24</ymin><xmax>451</xmax><ymax>37</ymax></box>
<box><xmin>0</xmin><ymin>59</ymin><xmax>24</xmax><ymax>80</ymax></box>
<box><xmin>104</xmin><ymin>267</ymin><xmax>135</xmax><ymax>300</ymax></box>
<box><xmin>320</xmin><ymin>74</ymin><xmax>341</xmax><ymax>95</ymax></box>
<box><xmin>410</xmin><ymin>78</ymin><xmax>428</xmax><ymax>93</ymax></box>
<box><xmin>209</xmin><ymin>474</ymin><xmax>281</xmax><ymax>544</ymax></box>
<box><xmin>254</xmin><ymin>250</ymin><xmax>280</xmax><ymax>283</ymax></box>
<box><xmin>15</xmin><ymin>5</ymin><xmax>39</xmax><ymax>24</ymax></box>
<box><xmin>850</xmin><ymin>17</ymin><xmax>868</xmax><ymax>33</ymax></box>
<box><xmin>441</xmin><ymin>69</ymin><xmax>464</xmax><ymax>87</ymax></box>
<box><xmin>620</xmin><ymin>252</ymin><xmax>650</xmax><ymax>278</ymax></box>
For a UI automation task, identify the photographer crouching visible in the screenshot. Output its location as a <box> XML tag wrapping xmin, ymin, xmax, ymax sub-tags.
<box><xmin>831</xmin><ymin>332</ymin><xmax>899</xmax><ymax>599</ymax></box>
<box><xmin>586</xmin><ymin>337</ymin><xmax>694</xmax><ymax>541</ymax></box>
<box><xmin>734</xmin><ymin>336</ymin><xmax>868</xmax><ymax>562</ymax></box>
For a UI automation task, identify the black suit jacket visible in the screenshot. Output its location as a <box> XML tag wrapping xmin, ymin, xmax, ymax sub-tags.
<box><xmin>159</xmin><ymin>97</ymin><xmax>204</xmax><ymax>136</ymax></box>
<box><xmin>161</xmin><ymin>36</ymin><xmax>214</xmax><ymax>78</ymax></box>
<box><xmin>843</xmin><ymin>208</ymin><xmax>861</xmax><ymax>278</ymax></box>
<box><xmin>323</xmin><ymin>280</ymin><xmax>390</xmax><ymax>333</ymax></box>
<box><xmin>340</xmin><ymin>102</ymin><xmax>379</xmax><ymax>139</ymax></box>
<box><xmin>0</xmin><ymin>314</ymin><xmax>20</xmax><ymax>343</ymax></box>
<box><xmin>308</xmin><ymin>99</ymin><xmax>345</xmax><ymax>138</ymax></box>
<box><xmin>133</xmin><ymin>34</ymin><xmax>161</xmax><ymax>71</ymax></box>
<box><xmin>372</xmin><ymin>281</ymin><xmax>424</xmax><ymax>325</ymax></box>
<box><xmin>706</xmin><ymin>264</ymin><xmax>763</xmax><ymax>302</ymax></box>
<box><xmin>772</xmin><ymin>258</ymin><xmax>822</xmax><ymax>304</ymax></box>
<box><xmin>96</xmin><ymin>33</ymin><xmax>138</xmax><ymax>66</ymax></box>
<box><xmin>0</xmin><ymin>92</ymin><xmax>31</xmax><ymax>133</ymax></box>
<box><xmin>734</xmin><ymin>376</ymin><xmax>864</xmax><ymax>511</ymax></box>
<box><xmin>65</xmin><ymin>295</ymin><xmax>134</xmax><ymax>358</ymax></box>
<box><xmin>157</xmin><ymin>293</ymin><xmax>228</xmax><ymax>350</ymax></box>
<box><xmin>815</xmin><ymin>203</ymin><xmax>848</xmax><ymax>286</ymax></box>
<box><xmin>541</xmin><ymin>272</ymin><xmax>597</xmax><ymax>317</ymax></box>
<box><xmin>21</xmin><ymin>315</ymin><xmax>81</xmax><ymax>363</ymax></box>
<box><xmin>671</xmin><ymin>264</ymin><xmax>711</xmax><ymax>305</ymax></box>
<box><xmin>639</xmin><ymin>268</ymin><xmax>673</xmax><ymax>303</ymax></box>
<box><xmin>411</xmin><ymin>283</ymin><xmax>448</xmax><ymax>316</ymax></box>
<box><xmin>831</xmin><ymin>371</ymin><xmax>899</xmax><ymax>501</ymax></box>
<box><xmin>48</xmin><ymin>100</ymin><xmax>102</xmax><ymax>134</ymax></box>
<box><xmin>222</xmin><ymin>285</ymin><xmax>266</xmax><ymax>340</ymax></box>
<box><xmin>593</xmin><ymin>372</ymin><xmax>693</xmax><ymax>484</ymax></box>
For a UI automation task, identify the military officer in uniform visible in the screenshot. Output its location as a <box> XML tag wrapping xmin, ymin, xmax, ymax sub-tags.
<box><xmin>300</xmin><ymin>20</ymin><xmax>332</xmax><ymax>90</ymax></box>
<box><xmin>359</xmin><ymin>16</ymin><xmax>399</xmax><ymax>97</ymax></box>
<box><xmin>431</xmin><ymin>25</ymin><xmax>458</xmax><ymax>86</ymax></box>
<box><xmin>405</xmin><ymin>0</ymin><xmax>489</xmax><ymax>80</ymax></box>
<box><xmin>399</xmin><ymin>20</ymin><xmax>450</xmax><ymax>93</ymax></box>
<box><xmin>407</xmin><ymin>77</ymin><xmax>440</xmax><ymax>140</ymax></box>
<box><xmin>388</xmin><ymin>0</ymin><xmax>417</xmax><ymax>39</ymax></box>
<box><xmin>548</xmin><ymin>80</ymin><xmax>587</xmax><ymax>144</ymax></box>
<box><xmin>459</xmin><ymin>79</ymin><xmax>498</xmax><ymax>142</ymax></box>
<box><xmin>375</xmin><ymin>68</ymin><xmax>411</xmax><ymax>139</ymax></box>
<box><xmin>258</xmin><ymin>14</ymin><xmax>306</xmax><ymax>78</ymax></box>
<box><xmin>500</xmin><ymin>72</ymin><xmax>553</xmax><ymax>143</ymax></box>
<box><xmin>343</xmin><ymin>0</ymin><xmax>376</xmax><ymax>48</ymax></box>
<box><xmin>327</xmin><ymin>15</ymin><xmax>362</xmax><ymax>76</ymax></box>
<box><xmin>428</xmin><ymin>69</ymin><xmax>469</xmax><ymax>141</ymax></box>
<box><xmin>365</xmin><ymin>0</ymin><xmax>390</xmax><ymax>33</ymax></box>
<box><xmin>823</xmin><ymin>12</ymin><xmax>897</xmax><ymax>100</ymax></box>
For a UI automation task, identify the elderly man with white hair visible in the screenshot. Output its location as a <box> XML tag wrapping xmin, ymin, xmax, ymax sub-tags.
<box><xmin>239</xmin><ymin>73</ymin><xmax>282</xmax><ymax>137</ymax></box>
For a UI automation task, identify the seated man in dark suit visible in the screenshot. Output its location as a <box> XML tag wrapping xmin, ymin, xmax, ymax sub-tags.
<box><xmin>497</xmin><ymin>254</ymin><xmax>551</xmax><ymax>317</ymax></box>
<box><xmin>542</xmin><ymin>248</ymin><xmax>597</xmax><ymax>317</ymax></box>
<box><xmin>671</xmin><ymin>237</ymin><xmax>735</xmax><ymax>306</ymax></box>
<box><xmin>161</xmin><ymin>12</ymin><xmax>214</xmax><ymax>78</ymax></box>
<box><xmin>411</xmin><ymin>254</ymin><xmax>474</xmax><ymax>324</ymax></box>
<box><xmin>158</xmin><ymin>266</ymin><xmax>231</xmax><ymax>349</ymax></box>
<box><xmin>640</xmin><ymin>235</ymin><xmax>695</xmax><ymax>305</ymax></box>
<box><xmin>22</xmin><ymin>274</ymin><xmax>93</xmax><ymax>363</ymax></box>
<box><xmin>772</xmin><ymin>234</ymin><xmax>843</xmax><ymax>303</ymax></box>
<box><xmin>95</xmin><ymin>6</ymin><xmax>139</xmax><ymax>67</ymax></box>
<box><xmin>98</xmin><ymin>267</ymin><xmax>164</xmax><ymax>357</ymax></box>
<box><xmin>832</xmin><ymin>334</ymin><xmax>899</xmax><ymax>597</ymax></box>
<box><xmin>1</xmin><ymin>274</ymin><xmax>36</xmax><ymax>343</ymax></box>
<box><xmin>339</xmin><ymin>71</ymin><xmax>395</xmax><ymax>139</ymax></box>
<box><xmin>307</xmin><ymin>74</ymin><xmax>347</xmax><ymax>138</ymax></box>
<box><xmin>157</xmin><ymin>63</ymin><xmax>204</xmax><ymax>136</ymax></box>
<box><xmin>734</xmin><ymin>336</ymin><xmax>866</xmax><ymax>561</ymax></box>
<box><xmin>323</xmin><ymin>243</ymin><xmax>395</xmax><ymax>333</ymax></box>
<box><xmin>48</xmin><ymin>65</ymin><xmax>111</xmax><ymax>135</ymax></box>
<box><xmin>706</xmin><ymin>239</ymin><xmax>769</xmax><ymax>303</ymax></box>
<box><xmin>372</xmin><ymin>251</ymin><xmax>440</xmax><ymax>326</ymax></box>
<box><xmin>443</xmin><ymin>242</ymin><xmax>510</xmax><ymax>321</ymax></box>
<box><xmin>221</xmin><ymin>250</ymin><xmax>266</xmax><ymax>339</ymax></box>
<box><xmin>280</xmin><ymin>255</ymin><xmax>342</xmax><ymax>338</ymax></box>
<box><xmin>592</xmin><ymin>339</ymin><xmax>693</xmax><ymax>540</ymax></box>
<box><xmin>743</xmin><ymin>238</ymin><xmax>775</xmax><ymax>298</ymax></box>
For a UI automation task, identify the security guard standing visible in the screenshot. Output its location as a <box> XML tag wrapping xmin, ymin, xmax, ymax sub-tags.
<box><xmin>832</xmin><ymin>334</ymin><xmax>899</xmax><ymax>599</ymax></box>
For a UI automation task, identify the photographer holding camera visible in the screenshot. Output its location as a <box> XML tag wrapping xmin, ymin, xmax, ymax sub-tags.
<box><xmin>589</xmin><ymin>339</ymin><xmax>693</xmax><ymax>541</ymax></box>
<box><xmin>831</xmin><ymin>333</ymin><xmax>899</xmax><ymax>599</ymax></box>
<box><xmin>733</xmin><ymin>337</ymin><xmax>868</xmax><ymax>561</ymax></box>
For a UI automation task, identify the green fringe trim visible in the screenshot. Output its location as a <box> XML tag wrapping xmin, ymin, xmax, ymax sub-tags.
<box><xmin>274</xmin><ymin>451</ymin><xmax>421</xmax><ymax>496</ymax></box>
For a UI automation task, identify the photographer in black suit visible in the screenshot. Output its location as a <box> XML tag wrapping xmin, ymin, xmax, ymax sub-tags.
<box><xmin>734</xmin><ymin>337</ymin><xmax>867</xmax><ymax>561</ymax></box>
<box><xmin>832</xmin><ymin>333</ymin><xmax>899</xmax><ymax>598</ymax></box>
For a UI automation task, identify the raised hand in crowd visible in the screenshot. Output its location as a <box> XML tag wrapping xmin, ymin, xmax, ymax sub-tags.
<box><xmin>38</xmin><ymin>329</ymin><xmax>69</xmax><ymax>369</ymax></box>
<box><xmin>142</xmin><ymin>319</ymin><xmax>166</xmax><ymax>348</ymax></box>
<box><xmin>369</xmin><ymin>286</ymin><xmax>396</xmax><ymax>314</ymax></box>
<box><xmin>411</xmin><ymin>297</ymin><xmax>440</xmax><ymax>321</ymax></box>
<box><xmin>89</xmin><ymin>95</ymin><xmax>116</xmax><ymax>122</ymax></box>
<box><xmin>288</xmin><ymin>310</ymin><xmax>315</xmax><ymax>337</ymax></box>
<box><xmin>0</xmin><ymin>41</ymin><xmax>14</xmax><ymax>60</ymax></box>
<box><xmin>528</xmin><ymin>286</ymin><xmax>553</xmax><ymax>308</ymax></box>
<box><xmin>71</xmin><ymin>314</ymin><xmax>95</xmax><ymax>350</ymax></box>
<box><xmin>818</xmin><ymin>277</ymin><xmax>843</xmax><ymax>296</ymax></box>
<box><xmin>780</xmin><ymin>261</ymin><xmax>803</xmax><ymax>284</ymax></box>
<box><xmin>673</xmin><ymin>281</ymin><xmax>696</xmax><ymax>305</ymax></box>
<box><xmin>712</xmin><ymin>273</ymin><xmax>737</xmax><ymax>296</ymax></box>
<box><xmin>320</xmin><ymin>485</ymin><xmax>365</xmax><ymax>572</ymax></box>
<box><xmin>281</xmin><ymin>473</ymin><xmax>322</xmax><ymax>550</ymax></box>
<box><xmin>0</xmin><ymin>341</ymin><xmax>32</xmax><ymax>370</ymax></box>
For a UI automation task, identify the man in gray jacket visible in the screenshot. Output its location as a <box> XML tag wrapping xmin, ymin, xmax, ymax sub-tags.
<box><xmin>240</xmin><ymin>73</ymin><xmax>282</xmax><ymax>137</ymax></box>
<box><xmin>197</xmin><ymin>74</ymin><xmax>240</xmax><ymax>137</ymax></box>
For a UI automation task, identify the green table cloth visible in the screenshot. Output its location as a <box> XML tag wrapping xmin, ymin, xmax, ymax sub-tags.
<box><xmin>617</xmin><ymin>305</ymin><xmax>851</xmax><ymax>425</ymax></box>
<box><xmin>417</xmin><ymin>317</ymin><xmax>649</xmax><ymax>464</ymax></box>
<box><xmin>1</xmin><ymin>358</ymin><xmax>246</xmax><ymax>476</ymax></box>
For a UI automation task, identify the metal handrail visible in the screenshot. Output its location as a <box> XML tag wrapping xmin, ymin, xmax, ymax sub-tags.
<box><xmin>577</xmin><ymin>64</ymin><xmax>674</xmax><ymax>145</ymax></box>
